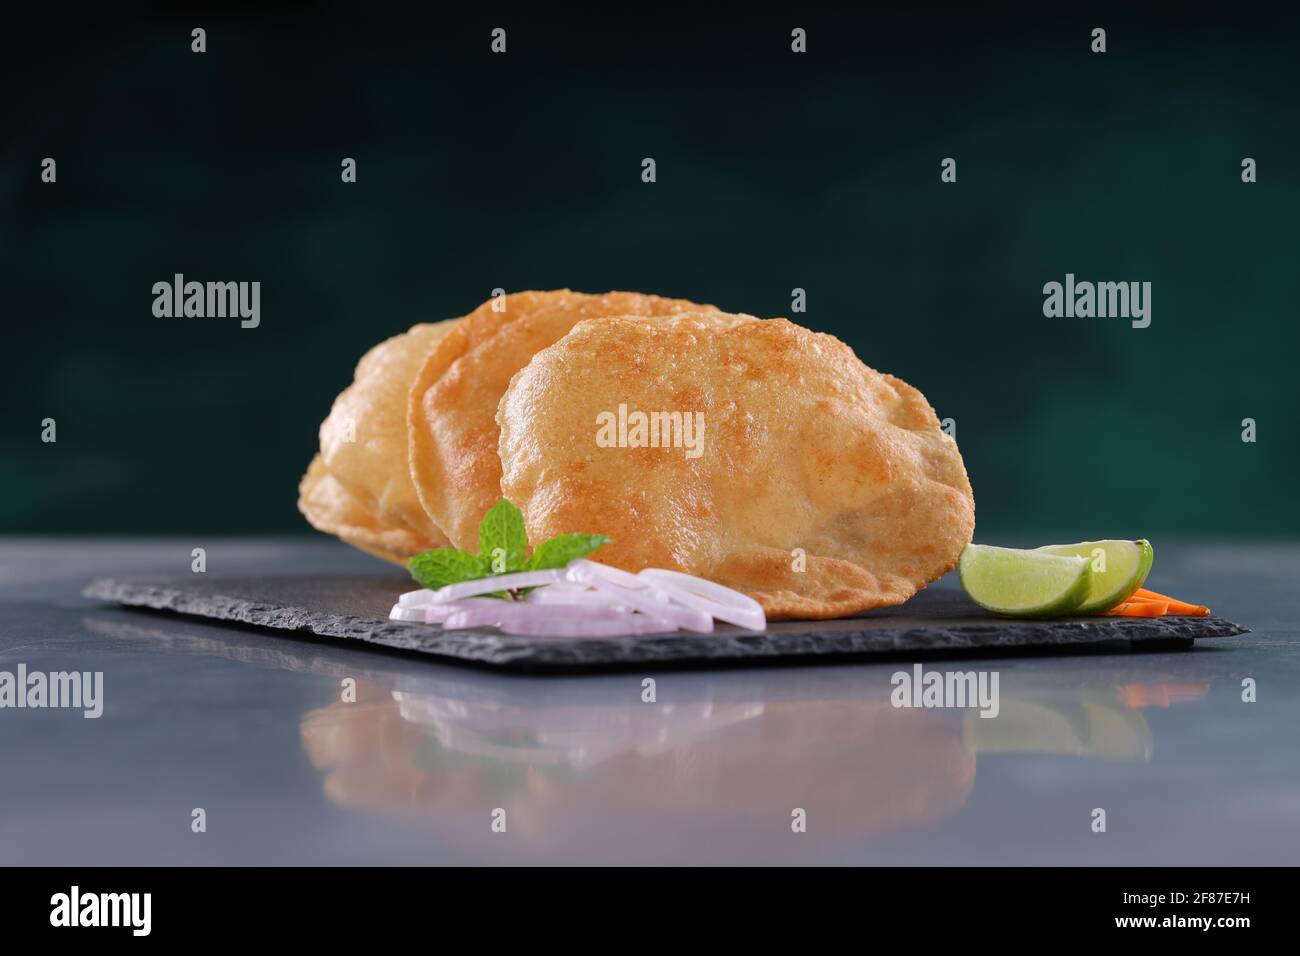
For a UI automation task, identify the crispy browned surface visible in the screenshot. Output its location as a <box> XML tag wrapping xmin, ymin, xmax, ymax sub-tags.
<box><xmin>297</xmin><ymin>455</ymin><xmax>420</xmax><ymax>567</ymax></box>
<box><xmin>408</xmin><ymin>290</ymin><xmax>717</xmax><ymax>550</ymax></box>
<box><xmin>318</xmin><ymin>319</ymin><xmax>459</xmax><ymax>547</ymax></box>
<box><xmin>497</xmin><ymin>312</ymin><xmax>975</xmax><ymax>619</ymax></box>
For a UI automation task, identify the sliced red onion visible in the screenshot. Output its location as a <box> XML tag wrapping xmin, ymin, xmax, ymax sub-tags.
<box><xmin>392</xmin><ymin>598</ymin><xmax>510</xmax><ymax>623</ymax></box>
<box><xmin>398</xmin><ymin>588</ymin><xmax>438</xmax><ymax>608</ymax></box>
<box><xmin>527</xmin><ymin>587</ymin><xmax>673</xmax><ymax>628</ymax></box>
<box><xmin>527</xmin><ymin>585</ymin><xmax>630</xmax><ymax>609</ymax></box>
<box><xmin>445</xmin><ymin>601</ymin><xmax>646</xmax><ymax>631</ymax></box>
<box><xmin>637</xmin><ymin>568</ymin><xmax>766</xmax><ymax>631</ymax></box>
<box><xmin>500</xmin><ymin>613</ymin><xmax>678</xmax><ymax>637</ymax></box>
<box><xmin>393</xmin><ymin>560</ymin><xmax>763</xmax><ymax>637</ymax></box>
<box><xmin>388</xmin><ymin>605</ymin><xmax>428</xmax><ymax>622</ymax></box>
<box><xmin>443</xmin><ymin>606</ymin><xmax>509</xmax><ymax>629</ymax></box>
<box><xmin>637</xmin><ymin>568</ymin><xmax>764</xmax><ymax>612</ymax></box>
<box><xmin>444</xmin><ymin>600</ymin><xmax>575</xmax><ymax>629</ymax></box>
<box><xmin>423</xmin><ymin>597</ymin><xmax>505</xmax><ymax>624</ymax></box>
<box><xmin>567</xmin><ymin>563</ymin><xmax>713</xmax><ymax>633</ymax></box>
<box><xmin>431</xmin><ymin>568</ymin><xmax>565</xmax><ymax>603</ymax></box>
<box><xmin>564</xmin><ymin>559</ymin><xmax>649</xmax><ymax>591</ymax></box>
<box><xmin>525</xmin><ymin>581</ymin><xmax>590</xmax><ymax>598</ymax></box>
<box><xmin>422</xmin><ymin>605</ymin><xmax>454</xmax><ymax>624</ymax></box>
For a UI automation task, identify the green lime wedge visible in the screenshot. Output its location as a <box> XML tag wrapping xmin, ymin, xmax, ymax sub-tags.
<box><xmin>1034</xmin><ymin>539</ymin><xmax>1154</xmax><ymax>614</ymax></box>
<box><xmin>958</xmin><ymin>544</ymin><xmax>1093</xmax><ymax>618</ymax></box>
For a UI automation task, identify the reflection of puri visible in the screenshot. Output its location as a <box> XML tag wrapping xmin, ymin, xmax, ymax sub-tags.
<box><xmin>300</xmin><ymin>686</ymin><xmax>975</xmax><ymax>864</ymax></box>
<box><xmin>300</xmin><ymin>681</ymin><xmax>487</xmax><ymax>839</ymax></box>
<box><xmin>501</xmin><ymin>700</ymin><xmax>975</xmax><ymax>863</ymax></box>
<box><xmin>392</xmin><ymin>692</ymin><xmax>764</xmax><ymax>769</ymax></box>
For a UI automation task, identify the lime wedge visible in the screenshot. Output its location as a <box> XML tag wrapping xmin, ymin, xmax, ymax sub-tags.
<box><xmin>958</xmin><ymin>544</ymin><xmax>1092</xmax><ymax>618</ymax></box>
<box><xmin>1034</xmin><ymin>539</ymin><xmax>1154</xmax><ymax>614</ymax></box>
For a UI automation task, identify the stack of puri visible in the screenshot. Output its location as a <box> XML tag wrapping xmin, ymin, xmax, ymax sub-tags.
<box><xmin>300</xmin><ymin>290</ymin><xmax>975</xmax><ymax>619</ymax></box>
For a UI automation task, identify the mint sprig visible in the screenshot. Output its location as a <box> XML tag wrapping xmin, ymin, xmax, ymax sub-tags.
<box><xmin>527</xmin><ymin>533</ymin><xmax>612</xmax><ymax>572</ymax></box>
<box><xmin>478</xmin><ymin>498</ymin><xmax>528</xmax><ymax>557</ymax></box>
<box><xmin>408</xmin><ymin>549</ymin><xmax>491</xmax><ymax>591</ymax></box>
<box><xmin>407</xmin><ymin>499</ymin><xmax>610</xmax><ymax>597</ymax></box>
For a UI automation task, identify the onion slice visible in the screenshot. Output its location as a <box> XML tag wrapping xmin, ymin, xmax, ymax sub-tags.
<box><xmin>391</xmin><ymin>560</ymin><xmax>764</xmax><ymax>638</ymax></box>
<box><xmin>446</xmin><ymin>601</ymin><xmax>641</xmax><ymax>631</ymax></box>
<box><xmin>637</xmin><ymin>568</ymin><xmax>766</xmax><ymax>631</ymax></box>
<box><xmin>388</xmin><ymin>605</ymin><xmax>428</xmax><ymax>622</ymax></box>
<box><xmin>567</xmin><ymin>563</ymin><xmax>713</xmax><ymax>633</ymax></box>
<box><xmin>429</xmin><ymin>569</ymin><xmax>565</xmax><ymax>603</ymax></box>
<box><xmin>398</xmin><ymin>588</ymin><xmax>438</xmax><ymax>608</ymax></box>
<box><xmin>422</xmin><ymin>597</ymin><xmax>505</xmax><ymax>624</ymax></box>
<box><xmin>499</xmin><ymin>614</ymin><xmax>677</xmax><ymax>637</ymax></box>
<box><xmin>528</xmin><ymin>586</ymin><xmax>631</xmax><ymax>610</ymax></box>
<box><xmin>565</xmin><ymin>559</ymin><xmax>649</xmax><ymax>591</ymax></box>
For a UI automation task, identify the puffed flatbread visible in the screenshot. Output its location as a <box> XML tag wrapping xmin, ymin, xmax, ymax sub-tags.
<box><xmin>497</xmin><ymin>312</ymin><xmax>975</xmax><ymax>619</ymax></box>
<box><xmin>408</xmin><ymin>290</ymin><xmax>717</xmax><ymax>550</ymax></box>
<box><xmin>297</xmin><ymin>455</ymin><xmax>420</xmax><ymax>566</ymax></box>
<box><xmin>312</xmin><ymin>319</ymin><xmax>461</xmax><ymax>556</ymax></box>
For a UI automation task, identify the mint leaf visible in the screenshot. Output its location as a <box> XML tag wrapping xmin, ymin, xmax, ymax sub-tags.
<box><xmin>478</xmin><ymin>499</ymin><xmax>528</xmax><ymax>558</ymax></box>
<box><xmin>408</xmin><ymin>548</ymin><xmax>491</xmax><ymax>590</ymax></box>
<box><xmin>527</xmin><ymin>533</ymin><xmax>612</xmax><ymax>571</ymax></box>
<box><xmin>410</xmin><ymin>504</ymin><xmax>610</xmax><ymax>600</ymax></box>
<box><xmin>483</xmin><ymin>547</ymin><xmax>530</xmax><ymax>574</ymax></box>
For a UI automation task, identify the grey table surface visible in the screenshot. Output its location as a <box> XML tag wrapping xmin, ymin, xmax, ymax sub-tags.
<box><xmin>2</xmin><ymin>537</ymin><xmax>1297</xmax><ymax>865</ymax></box>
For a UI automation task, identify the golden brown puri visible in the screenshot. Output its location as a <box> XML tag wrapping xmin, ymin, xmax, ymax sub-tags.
<box><xmin>408</xmin><ymin>290</ymin><xmax>718</xmax><ymax>550</ymax></box>
<box><xmin>297</xmin><ymin>455</ymin><xmax>419</xmax><ymax>567</ymax></box>
<box><xmin>497</xmin><ymin>312</ymin><xmax>975</xmax><ymax>619</ymax></box>
<box><xmin>313</xmin><ymin>320</ymin><xmax>460</xmax><ymax>556</ymax></box>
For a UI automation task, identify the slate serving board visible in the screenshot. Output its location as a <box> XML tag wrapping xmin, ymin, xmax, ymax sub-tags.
<box><xmin>82</xmin><ymin>573</ymin><xmax>1248</xmax><ymax>672</ymax></box>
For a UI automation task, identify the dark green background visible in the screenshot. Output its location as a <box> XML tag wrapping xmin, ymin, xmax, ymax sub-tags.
<box><xmin>4</xmin><ymin>4</ymin><xmax>1297</xmax><ymax>540</ymax></box>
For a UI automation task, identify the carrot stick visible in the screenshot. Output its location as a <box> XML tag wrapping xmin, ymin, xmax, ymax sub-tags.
<box><xmin>1132</xmin><ymin>588</ymin><xmax>1210</xmax><ymax>616</ymax></box>
<box><xmin>1105</xmin><ymin>600</ymin><xmax>1170</xmax><ymax>617</ymax></box>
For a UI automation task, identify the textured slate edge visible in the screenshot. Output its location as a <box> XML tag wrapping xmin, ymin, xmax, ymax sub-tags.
<box><xmin>83</xmin><ymin>577</ymin><xmax>1249</xmax><ymax>672</ymax></box>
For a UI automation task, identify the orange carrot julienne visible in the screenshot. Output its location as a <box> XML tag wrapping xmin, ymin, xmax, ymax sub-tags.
<box><xmin>1105</xmin><ymin>600</ymin><xmax>1170</xmax><ymax>617</ymax></box>
<box><xmin>1116</xmin><ymin>595</ymin><xmax>1169</xmax><ymax>608</ymax></box>
<box><xmin>1133</xmin><ymin>588</ymin><xmax>1211</xmax><ymax>616</ymax></box>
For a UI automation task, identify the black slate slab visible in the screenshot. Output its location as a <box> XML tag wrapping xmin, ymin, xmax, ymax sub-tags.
<box><xmin>82</xmin><ymin>573</ymin><xmax>1249</xmax><ymax>672</ymax></box>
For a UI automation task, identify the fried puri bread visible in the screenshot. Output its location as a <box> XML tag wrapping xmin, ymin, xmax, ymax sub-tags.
<box><xmin>297</xmin><ymin>455</ymin><xmax>419</xmax><ymax>566</ymax></box>
<box><xmin>408</xmin><ymin>290</ymin><xmax>718</xmax><ymax>550</ymax></box>
<box><xmin>314</xmin><ymin>320</ymin><xmax>460</xmax><ymax>554</ymax></box>
<box><xmin>497</xmin><ymin>312</ymin><xmax>975</xmax><ymax>619</ymax></box>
